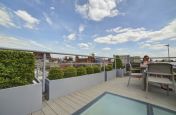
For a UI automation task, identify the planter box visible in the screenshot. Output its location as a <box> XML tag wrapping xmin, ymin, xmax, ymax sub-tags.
<box><xmin>107</xmin><ymin>69</ymin><xmax>116</xmax><ymax>81</ymax></box>
<box><xmin>46</xmin><ymin>72</ymin><xmax>104</xmax><ymax>100</ymax></box>
<box><xmin>0</xmin><ymin>82</ymin><xmax>42</xmax><ymax>115</ymax></box>
<box><xmin>117</xmin><ymin>69</ymin><xmax>124</xmax><ymax>77</ymax></box>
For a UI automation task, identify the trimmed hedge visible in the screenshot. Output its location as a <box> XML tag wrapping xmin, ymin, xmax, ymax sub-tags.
<box><xmin>85</xmin><ymin>66</ymin><xmax>94</xmax><ymax>74</ymax></box>
<box><xmin>0</xmin><ymin>50</ymin><xmax>35</xmax><ymax>89</ymax></box>
<box><xmin>48</xmin><ymin>67</ymin><xmax>64</xmax><ymax>80</ymax></box>
<box><xmin>77</xmin><ymin>67</ymin><xmax>87</xmax><ymax>76</ymax></box>
<box><xmin>93</xmin><ymin>66</ymin><xmax>101</xmax><ymax>73</ymax></box>
<box><xmin>105</xmin><ymin>64</ymin><xmax>113</xmax><ymax>71</ymax></box>
<box><xmin>64</xmin><ymin>66</ymin><xmax>77</xmax><ymax>78</ymax></box>
<box><xmin>114</xmin><ymin>55</ymin><xmax>123</xmax><ymax>69</ymax></box>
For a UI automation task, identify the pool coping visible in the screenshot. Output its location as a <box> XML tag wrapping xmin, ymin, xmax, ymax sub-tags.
<box><xmin>72</xmin><ymin>91</ymin><xmax>176</xmax><ymax>115</ymax></box>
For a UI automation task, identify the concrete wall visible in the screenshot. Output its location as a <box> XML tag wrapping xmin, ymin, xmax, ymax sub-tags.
<box><xmin>46</xmin><ymin>72</ymin><xmax>104</xmax><ymax>100</ymax></box>
<box><xmin>0</xmin><ymin>83</ymin><xmax>42</xmax><ymax>115</ymax></box>
<box><xmin>107</xmin><ymin>69</ymin><xmax>116</xmax><ymax>81</ymax></box>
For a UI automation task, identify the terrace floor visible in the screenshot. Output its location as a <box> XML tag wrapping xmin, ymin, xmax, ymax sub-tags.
<box><xmin>31</xmin><ymin>77</ymin><xmax>176</xmax><ymax>115</ymax></box>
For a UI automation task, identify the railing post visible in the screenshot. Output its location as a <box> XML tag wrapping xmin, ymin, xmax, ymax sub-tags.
<box><xmin>42</xmin><ymin>53</ymin><xmax>46</xmax><ymax>93</ymax></box>
<box><xmin>114</xmin><ymin>55</ymin><xmax>117</xmax><ymax>77</ymax></box>
<box><xmin>36</xmin><ymin>62</ymin><xmax>39</xmax><ymax>79</ymax></box>
<box><xmin>104</xmin><ymin>60</ymin><xmax>107</xmax><ymax>82</ymax></box>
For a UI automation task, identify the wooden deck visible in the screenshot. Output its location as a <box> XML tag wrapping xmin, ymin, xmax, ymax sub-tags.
<box><xmin>31</xmin><ymin>77</ymin><xmax>176</xmax><ymax>115</ymax></box>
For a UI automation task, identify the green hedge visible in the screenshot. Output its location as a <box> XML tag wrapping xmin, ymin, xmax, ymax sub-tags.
<box><xmin>114</xmin><ymin>55</ymin><xmax>123</xmax><ymax>69</ymax></box>
<box><xmin>48</xmin><ymin>67</ymin><xmax>64</xmax><ymax>80</ymax></box>
<box><xmin>77</xmin><ymin>67</ymin><xmax>87</xmax><ymax>76</ymax></box>
<box><xmin>0</xmin><ymin>50</ymin><xmax>35</xmax><ymax>89</ymax></box>
<box><xmin>93</xmin><ymin>66</ymin><xmax>101</xmax><ymax>73</ymax></box>
<box><xmin>105</xmin><ymin>64</ymin><xmax>113</xmax><ymax>71</ymax></box>
<box><xmin>64</xmin><ymin>66</ymin><xmax>77</xmax><ymax>78</ymax></box>
<box><xmin>85</xmin><ymin>66</ymin><xmax>94</xmax><ymax>74</ymax></box>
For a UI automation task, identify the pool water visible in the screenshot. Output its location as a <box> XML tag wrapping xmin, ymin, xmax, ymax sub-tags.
<box><xmin>73</xmin><ymin>92</ymin><xmax>176</xmax><ymax>115</ymax></box>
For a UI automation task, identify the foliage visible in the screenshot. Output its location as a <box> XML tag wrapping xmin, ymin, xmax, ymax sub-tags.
<box><xmin>0</xmin><ymin>50</ymin><xmax>35</xmax><ymax>89</ymax></box>
<box><xmin>77</xmin><ymin>67</ymin><xmax>87</xmax><ymax>76</ymax></box>
<box><xmin>0</xmin><ymin>77</ymin><xmax>29</xmax><ymax>89</ymax></box>
<box><xmin>85</xmin><ymin>66</ymin><xmax>94</xmax><ymax>74</ymax></box>
<box><xmin>63</xmin><ymin>66</ymin><xmax>77</xmax><ymax>78</ymax></box>
<box><xmin>93</xmin><ymin>66</ymin><xmax>101</xmax><ymax>73</ymax></box>
<box><xmin>114</xmin><ymin>55</ymin><xmax>123</xmax><ymax>69</ymax></box>
<box><xmin>48</xmin><ymin>67</ymin><xmax>64</xmax><ymax>80</ymax></box>
<box><xmin>105</xmin><ymin>64</ymin><xmax>113</xmax><ymax>71</ymax></box>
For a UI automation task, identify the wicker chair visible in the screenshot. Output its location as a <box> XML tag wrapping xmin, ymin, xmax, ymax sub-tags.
<box><xmin>127</xmin><ymin>63</ymin><xmax>143</xmax><ymax>86</ymax></box>
<box><xmin>146</xmin><ymin>63</ymin><xmax>176</xmax><ymax>97</ymax></box>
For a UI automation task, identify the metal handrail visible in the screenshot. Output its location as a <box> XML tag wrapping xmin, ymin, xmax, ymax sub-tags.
<box><xmin>0</xmin><ymin>46</ymin><xmax>113</xmax><ymax>59</ymax></box>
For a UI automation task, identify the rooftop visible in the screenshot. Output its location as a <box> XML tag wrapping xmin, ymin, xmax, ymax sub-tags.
<box><xmin>32</xmin><ymin>77</ymin><xmax>176</xmax><ymax>115</ymax></box>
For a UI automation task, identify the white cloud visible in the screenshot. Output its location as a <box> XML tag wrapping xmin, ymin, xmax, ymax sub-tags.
<box><xmin>102</xmin><ymin>47</ymin><xmax>111</xmax><ymax>51</ymax></box>
<box><xmin>92</xmin><ymin>34</ymin><xmax>98</xmax><ymax>38</ymax></box>
<box><xmin>0</xmin><ymin>7</ymin><xmax>16</xmax><ymax>28</ymax></box>
<box><xmin>75</xmin><ymin>0</ymin><xmax>121</xmax><ymax>21</ymax></box>
<box><xmin>141</xmin><ymin>43</ymin><xmax>165</xmax><ymax>50</ymax></box>
<box><xmin>106</xmin><ymin>27</ymin><xmax>122</xmax><ymax>33</ymax></box>
<box><xmin>50</xmin><ymin>7</ymin><xmax>55</xmax><ymax>10</ymax></box>
<box><xmin>117</xmin><ymin>48</ymin><xmax>125</xmax><ymax>51</ymax></box>
<box><xmin>0</xmin><ymin>35</ymin><xmax>51</xmax><ymax>51</ymax></box>
<box><xmin>43</xmin><ymin>13</ymin><xmax>53</xmax><ymax>25</ymax></box>
<box><xmin>15</xmin><ymin>10</ymin><xmax>40</xmax><ymax>29</ymax></box>
<box><xmin>95</xmin><ymin>19</ymin><xmax>176</xmax><ymax>44</ymax></box>
<box><xmin>64</xmin><ymin>44</ymin><xmax>75</xmax><ymax>49</ymax></box>
<box><xmin>170</xmin><ymin>38</ymin><xmax>176</xmax><ymax>41</ymax></box>
<box><xmin>67</xmin><ymin>33</ymin><xmax>77</xmax><ymax>40</ymax></box>
<box><xmin>78</xmin><ymin>43</ymin><xmax>90</xmax><ymax>49</ymax></box>
<box><xmin>79</xmin><ymin>24</ymin><xmax>85</xmax><ymax>33</ymax></box>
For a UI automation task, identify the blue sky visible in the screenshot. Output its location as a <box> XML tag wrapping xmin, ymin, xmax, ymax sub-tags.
<box><xmin>0</xmin><ymin>0</ymin><xmax>176</xmax><ymax>57</ymax></box>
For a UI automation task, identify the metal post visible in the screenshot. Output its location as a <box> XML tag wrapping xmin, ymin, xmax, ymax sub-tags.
<box><xmin>165</xmin><ymin>44</ymin><xmax>170</xmax><ymax>62</ymax></box>
<box><xmin>104</xmin><ymin>59</ymin><xmax>107</xmax><ymax>81</ymax></box>
<box><xmin>114</xmin><ymin>55</ymin><xmax>117</xmax><ymax>77</ymax></box>
<box><xmin>115</xmin><ymin>55</ymin><xmax>117</xmax><ymax>70</ymax></box>
<box><xmin>168</xmin><ymin>44</ymin><xmax>170</xmax><ymax>62</ymax></box>
<box><xmin>42</xmin><ymin>53</ymin><xmax>46</xmax><ymax>93</ymax></box>
<box><xmin>36</xmin><ymin>62</ymin><xmax>39</xmax><ymax>79</ymax></box>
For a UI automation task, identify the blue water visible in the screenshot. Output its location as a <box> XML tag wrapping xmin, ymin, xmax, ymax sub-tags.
<box><xmin>81</xmin><ymin>94</ymin><xmax>147</xmax><ymax>115</ymax></box>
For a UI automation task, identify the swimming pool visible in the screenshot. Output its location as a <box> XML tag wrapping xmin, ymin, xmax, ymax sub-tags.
<box><xmin>73</xmin><ymin>92</ymin><xmax>176</xmax><ymax>115</ymax></box>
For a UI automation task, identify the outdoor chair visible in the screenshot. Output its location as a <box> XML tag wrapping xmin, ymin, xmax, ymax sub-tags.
<box><xmin>127</xmin><ymin>63</ymin><xmax>143</xmax><ymax>86</ymax></box>
<box><xmin>146</xmin><ymin>63</ymin><xmax>176</xmax><ymax>97</ymax></box>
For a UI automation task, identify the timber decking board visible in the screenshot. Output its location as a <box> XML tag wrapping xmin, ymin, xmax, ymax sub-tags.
<box><xmin>32</xmin><ymin>77</ymin><xmax>176</xmax><ymax>115</ymax></box>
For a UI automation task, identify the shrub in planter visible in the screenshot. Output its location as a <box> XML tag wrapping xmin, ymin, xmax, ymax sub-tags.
<box><xmin>85</xmin><ymin>66</ymin><xmax>94</xmax><ymax>74</ymax></box>
<box><xmin>48</xmin><ymin>67</ymin><xmax>64</xmax><ymax>80</ymax></box>
<box><xmin>77</xmin><ymin>67</ymin><xmax>87</xmax><ymax>76</ymax></box>
<box><xmin>0</xmin><ymin>50</ymin><xmax>35</xmax><ymax>89</ymax></box>
<box><xmin>113</xmin><ymin>55</ymin><xmax>123</xmax><ymax>69</ymax></box>
<box><xmin>64</xmin><ymin>66</ymin><xmax>77</xmax><ymax>78</ymax></box>
<box><xmin>105</xmin><ymin>64</ymin><xmax>113</xmax><ymax>71</ymax></box>
<box><xmin>93</xmin><ymin>66</ymin><xmax>101</xmax><ymax>73</ymax></box>
<box><xmin>114</xmin><ymin>55</ymin><xmax>124</xmax><ymax>77</ymax></box>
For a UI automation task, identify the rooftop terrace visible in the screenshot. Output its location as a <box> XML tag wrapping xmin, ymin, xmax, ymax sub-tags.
<box><xmin>31</xmin><ymin>77</ymin><xmax>176</xmax><ymax>115</ymax></box>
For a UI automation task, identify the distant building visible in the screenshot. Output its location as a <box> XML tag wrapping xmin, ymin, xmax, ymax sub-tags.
<box><xmin>130</xmin><ymin>56</ymin><xmax>141</xmax><ymax>63</ymax></box>
<box><xmin>75</xmin><ymin>55</ymin><xmax>95</xmax><ymax>63</ymax></box>
<box><xmin>63</xmin><ymin>56</ymin><xmax>73</xmax><ymax>63</ymax></box>
<box><xmin>119</xmin><ymin>55</ymin><xmax>130</xmax><ymax>65</ymax></box>
<box><xmin>33</xmin><ymin>52</ymin><xmax>51</xmax><ymax>60</ymax></box>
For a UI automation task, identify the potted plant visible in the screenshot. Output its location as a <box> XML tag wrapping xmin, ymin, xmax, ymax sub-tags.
<box><xmin>106</xmin><ymin>64</ymin><xmax>116</xmax><ymax>81</ymax></box>
<box><xmin>0</xmin><ymin>50</ymin><xmax>42</xmax><ymax>115</ymax></box>
<box><xmin>45</xmin><ymin>66</ymin><xmax>104</xmax><ymax>100</ymax></box>
<box><xmin>114</xmin><ymin>55</ymin><xmax>124</xmax><ymax>77</ymax></box>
